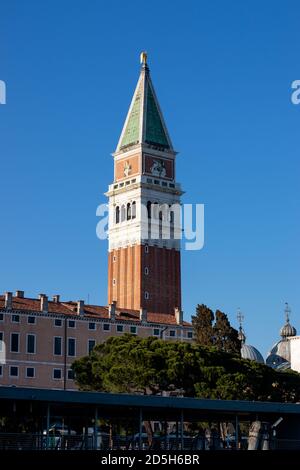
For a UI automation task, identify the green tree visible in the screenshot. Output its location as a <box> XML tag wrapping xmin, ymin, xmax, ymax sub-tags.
<box><xmin>72</xmin><ymin>334</ymin><xmax>300</xmax><ymax>403</ymax></box>
<box><xmin>192</xmin><ymin>304</ymin><xmax>240</xmax><ymax>354</ymax></box>
<box><xmin>192</xmin><ymin>304</ymin><xmax>214</xmax><ymax>347</ymax></box>
<box><xmin>213</xmin><ymin>310</ymin><xmax>241</xmax><ymax>354</ymax></box>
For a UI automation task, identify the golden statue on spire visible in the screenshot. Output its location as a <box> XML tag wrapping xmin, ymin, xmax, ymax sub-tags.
<box><xmin>140</xmin><ymin>51</ymin><xmax>147</xmax><ymax>65</ymax></box>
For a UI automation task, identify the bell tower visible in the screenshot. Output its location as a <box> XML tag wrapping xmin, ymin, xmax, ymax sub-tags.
<box><xmin>106</xmin><ymin>53</ymin><xmax>183</xmax><ymax>316</ymax></box>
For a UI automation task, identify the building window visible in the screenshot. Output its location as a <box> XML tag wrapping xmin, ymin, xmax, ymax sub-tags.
<box><xmin>0</xmin><ymin>313</ymin><xmax>4</xmax><ymax>321</ymax></box>
<box><xmin>68</xmin><ymin>338</ymin><xmax>76</xmax><ymax>357</ymax></box>
<box><xmin>26</xmin><ymin>334</ymin><xmax>36</xmax><ymax>354</ymax></box>
<box><xmin>147</xmin><ymin>201</ymin><xmax>151</xmax><ymax>219</ymax></box>
<box><xmin>116</xmin><ymin>324</ymin><xmax>124</xmax><ymax>333</ymax></box>
<box><xmin>88</xmin><ymin>339</ymin><xmax>96</xmax><ymax>353</ymax></box>
<box><xmin>54</xmin><ymin>319</ymin><xmax>62</xmax><ymax>327</ymax></box>
<box><xmin>113</xmin><ymin>279</ymin><xmax>116</xmax><ymax>286</ymax></box>
<box><xmin>145</xmin><ymin>244</ymin><xmax>149</xmax><ymax>253</ymax></box>
<box><xmin>9</xmin><ymin>366</ymin><xmax>19</xmax><ymax>377</ymax></box>
<box><xmin>144</xmin><ymin>291</ymin><xmax>149</xmax><ymax>300</ymax></box>
<box><xmin>88</xmin><ymin>322</ymin><xmax>96</xmax><ymax>330</ymax></box>
<box><xmin>115</xmin><ymin>206</ymin><xmax>120</xmax><ymax>224</ymax></box>
<box><xmin>127</xmin><ymin>202</ymin><xmax>131</xmax><ymax>220</ymax></box>
<box><xmin>169</xmin><ymin>330</ymin><xmax>176</xmax><ymax>337</ymax></box>
<box><xmin>10</xmin><ymin>333</ymin><xmax>19</xmax><ymax>353</ymax></box>
<box><xmin>0</xmin><ymin>365</ymin><xmax>2</xmax><ymax>377</ymax></box>
<box><xmin>54</xmin><ymin>337</ymin><xmax>62</xmax><ymax>356</ymax></box>
<box><xmin>0</xmin><ymin>332</ymin><xmax>3</xmax><ymax>351</ymax></box>
<box><xmin>130</xmin><ymin>326</ymin><xmax>137</xmax><ymax>335</ymax></box>
<box><xmin>144</xmin><ymin>267</ymin><xmax>149</xmax><ymax>275</ymax></box>
<box><xmin>113</xmin><ymin>255</ymin><xmax>116</xmax><ymax>262</ymax></box>
<box><xmin>11</xmin><ymin>314</ymin><xmax>20</xmax><ymax>323</ymax></box>
<box><xmin>103</xmin><ymin>323</ymin><xmax>110</xmax><ymax>331</ymax></box>
<box><xmin>187</xmin><ymin>331</ymin><xmax>193</xmax><ymax>339</ymax></box>
<box><xmin>26</xmin><ymin>367</ymin><xmax>35</xmax><ymax>378</ymax></box>
<box><xmin>27</xmin><ymin>316</ymin><xmax>36</xmax><ymax>324</ymax></box>
<box><xmin>53</xmin><ymin>369</ymin><xmax>62</xmax><ymax>380</ymax></box>
<box><xmin>67</xmin><ymin>369</ymin><xmax>74</xmax><ymax>380</ymax></box>
<box><xmin>132</xmin><ymin>201</ymin><xmax>136</xmax><ymax>219</ymax></box>
<box><xmin>153</xmin><ymin>328</ymin><xmax>160</xmax><ymax>337</ymax></box>
<box><xmin>68</xmin><ymin>320</ymin><xmax>76</xmax><ymax>328</ymax></box>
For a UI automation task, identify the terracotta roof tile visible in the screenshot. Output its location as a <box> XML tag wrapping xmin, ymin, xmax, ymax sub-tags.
<box><xmin>0</xmin><ymin>295</ymin><xmax>191</xmax><ymax>327</ymax></box>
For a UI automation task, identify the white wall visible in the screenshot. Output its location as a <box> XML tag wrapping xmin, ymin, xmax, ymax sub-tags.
<box><xmin>289</xmin><ymin>336</ymin><xmax>300</xmax><ymax>372</ymax></box>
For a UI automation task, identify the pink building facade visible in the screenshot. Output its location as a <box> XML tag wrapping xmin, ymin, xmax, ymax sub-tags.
<box><xmin>0</xmin><ymin>291</ymin><xmax>193</xmax><ymax>390</ymax></box>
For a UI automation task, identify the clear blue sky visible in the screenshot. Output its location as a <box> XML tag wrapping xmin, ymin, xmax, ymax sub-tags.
<box><xmin>0</xmin><ymin>0</ymin><xmax>299</xmax><ymax>357</ymax></box>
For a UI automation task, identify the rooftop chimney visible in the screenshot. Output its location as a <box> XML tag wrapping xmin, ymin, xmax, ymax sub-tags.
<box><xmin>15</xmin><ymin>290</ymin><xmax>24</xmax><ymax>298</ymax></box>
<box><xmin>139</xmin><ymin>308</ymin><xmax>147</xmax><ymax>323</ymax></box>
<box><xmin>77</xmin><ymin>300</ymin><xmax>84</xmax><ymax>315</ymax></box>
<box><xmin>175</xmin><ymin>307</ymin><xmax>183</xmax><ymax>325</ymax></box>
<box><xmin>108</xmin><ymin>301</ymin><xmax>116</xmax><ymax>321</ymax></box>
<box><xmin>5</xmin><ymin>292</ymin><xmax>12</xmax><ymax>310</ymax></box>
<box><xmin>40</xmin><ymin>294</ymin><xmax>48</xmax><ymax>313</ymax></box>
<box><xmin>53</xmin><ymin>295</ymin><xmax>60</xmax><ymax>303</ymax></box>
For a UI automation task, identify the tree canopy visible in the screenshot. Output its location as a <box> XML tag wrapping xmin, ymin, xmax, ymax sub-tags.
<box><xmin>192</xmin><ymin>304</ymin><xmax>241</xmax><ymax>354</ymax></box>
<box><xmin>72</xmin><ymin>334</ymin><xmax>300</xmax><ymax>402</ymax></box>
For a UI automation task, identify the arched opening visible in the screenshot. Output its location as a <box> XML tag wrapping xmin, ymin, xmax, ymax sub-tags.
<box><xmin>115</xmin><ymin>206</ymin><xmax>120</xmax><ymax>224</ymax></box>
<box><xmin>127</xmin><ymin>202</ymin><xmax>131</xmax><ymax>220</ymax></box>
<box><xmin>170</xmin><ymin>208</ymin><xmax>174</xmax><ymax>239</ymax></box>
<box><xmin>147</xmin><ymin>201</ymin><xmax>152</xmax><ymax>219</ymax></box>
<box><xmin>132</xmin><ymin>201</ymin><xmax>136</xmax><ymax>219</ymax></box>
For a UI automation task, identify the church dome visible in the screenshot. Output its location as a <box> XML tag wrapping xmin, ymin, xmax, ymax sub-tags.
<box><xmin>266</xmin><ymin>303</ymin><xmax>296</xmax><ymax>370</ymax></box>
<box><xmin>266</xmin><ymin>339</ymin><xmax>291</xmax><ymax>369</ymax></box>
<box><xmin>241</xmin><ymin>344</ymin><xmax>264</xmax><ymax>364</ymax></box>
<box><xmin>280</xmin><ymin>323</ymin><xmax>297</xmax><ymax>338</ymax></box>
<box><xmin>237</xmin><ymin>310</ymin><xmax>264</xmax><ymax>364</ymax></box>
<box><xmin>279</xmin><ymin>302</ymin><xmax>296</xmax><ymax>338</ymax></box>
<box><xmin>238</xmin><ymin>328</ymin><xmax>246</xmax><ymax>344</ymax></box>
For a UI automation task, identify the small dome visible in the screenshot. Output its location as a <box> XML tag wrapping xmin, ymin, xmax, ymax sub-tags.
<box><xmin>266</xmin><ymin>339</ymin><xmax>291</xmax><ymax>368</ymax></box>
<box><xmin>280</xmin><ymin>323</ymin><xmax>297</xmax><ymax>338</ymax></box>
<box><xmin>241</xmin><ymin>344</ymin><xmax>264</xmax><ymax>364</ymax></box>
<box><xmin>238</xmin><ymin>329</ymin><xmax>246</xmax><ymax>344</ymax></box>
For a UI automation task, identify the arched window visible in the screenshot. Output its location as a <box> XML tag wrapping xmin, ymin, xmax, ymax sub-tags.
<box><xmin>121</xmin><ymin>205</ymin><xmax>126</xmax><ymax>222</ymax></box>
<box><xmin>132</xmin><ymin>201</ymin><xmax>136</xmax><ymax>219</ymax></box>
<box><xmin>127</xmin><ymin>202</ymin><xmax>131</xmax><ymax>220</ymax></box>
<box><xmin>170</xmin><ymin>209</ymin><xmax>174</xmax><ymax>239</ymax></box>
<box><xmin>144</xmin><ymin>291</ymin><xmax>149</xmax><ymax>300</ymax></box>
<box><xmin>147</xmin><ymin>201</ymin><xmax>152</xmax><ymax>219</ymax></box>
<box><xmin>115</xmin><ymin>206</ymin><xmax>120</xmax><ymax>224</ymax></box>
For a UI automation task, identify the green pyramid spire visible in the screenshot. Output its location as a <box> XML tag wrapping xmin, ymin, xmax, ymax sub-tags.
<box><xmin>118</xmin><ymin>79</ymin><xmax>142</xmax><ymax>149</ymax></box>
<box><xmin>145</xmin><ymin>85</ymin><xmax>170</xmax><ymax>147</ymax></box>
<box><xmin>116</xmin><ymin>54</ymin><xmax>173</xmax><ymax>152</ymax></box>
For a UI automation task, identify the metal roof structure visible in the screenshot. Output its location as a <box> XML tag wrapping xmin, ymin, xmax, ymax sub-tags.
<box><xmin>1</xmin><ymin>387</ymin><xmax>300</xmax><ymax>416</ymax></box>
